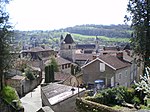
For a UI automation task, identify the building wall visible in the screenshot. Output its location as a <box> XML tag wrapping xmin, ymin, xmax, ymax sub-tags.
<box><xmin>24</xmin><ymin>77</ymin><xmax>42</xmax><ymax>94</ymax></box>
<box><xmin>60</xmin><ymin>49</ymin><xmax>75</xmax><ymax>62</ymax></box>
<box><xmin>59</xmin><ymin>64</ymin><xmax>71</xmax><ymax>74</ymax></box>
<box><xmin>82</xmin><ymin>60</ymin><xmax>132</xmax><ymax>87</ymax></box>
<box><xmin>60</xmin><ymin>43</ymin><xmax>76</xmax><ymax>62</ymax></box>
<box><xmin>82</xmin><ymin>60</ymin><xmax>115</xmax><ymax>87</ymax></box>
<box><xmin>115</xmin><ymin>66</ymin><xmax>131</xmax><ymax>87</ymax></box>
<box><xmin>6</xmin><ymin>79</ymin><xmax>25</xmax><ymax>96</ymax></box>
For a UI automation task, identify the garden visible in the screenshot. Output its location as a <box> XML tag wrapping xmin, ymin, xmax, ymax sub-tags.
<box><xmin>76</xmin><ymin>67</ymin><xmax>150</xmax><ymax>112</ymax></box>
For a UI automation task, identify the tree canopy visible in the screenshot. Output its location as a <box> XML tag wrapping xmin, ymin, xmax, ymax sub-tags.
<box><xmin>126</xmin><ymin>0</ymin><xmax>150</xmax><ymax>68</ymax></box>
<box><xmin>0</xmin><ymin>0</ymin><xmax>12</xmax><ymax>90</ymax></box>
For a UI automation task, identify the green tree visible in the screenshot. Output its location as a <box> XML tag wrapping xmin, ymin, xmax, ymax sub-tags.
<box><xmin>49</xmin><ymin>57</ymin><xmax>59</xmax><ymax>72</ymax></box>
<box><xmin>49</xmin><ymin>65</ymin><xmax>54</xmax><ymax>82</ymax></box>
<box><xmin>0</xmin><ymin>0</ymin><xmax>12</xmax><ymax>90</ymax></box>
<box><xmin>126</xmin><ymin>0</ymin><xmax>150</xmax><ymax>69</ymax></box>
<box><xmin>25</xmin><ymin>69</ymin><xmax>35</xmax><ymax>80</ymax></box>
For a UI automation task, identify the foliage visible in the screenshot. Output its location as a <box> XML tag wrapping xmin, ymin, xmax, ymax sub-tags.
<box><xmin>134</xmin><ymin>67</ymin><xmax>150</xmax><ymax>94</ymax></box>
<box><xmin>0</xmin><ymin>0</ymin><xmax>12</xmax><ymax>90</ymax></box>
<box><xmin>49</xmin><ymin>57</ymin><xmax>59</xmax><ymax>72</ymax></box>
<box><xmin>126</xmin><ymin>0</ymin><xmax>150</xmax><ymax>67</ymax></box>
<box><xmin>0</xmin><ymin>86</ymin><xmax>19</xmax><ymax>104</ymax></box>
<box><xmin>25</xmin><ymin>69</ymin><xmax>35</xmax><ymax>80</ymax></box>
<box><xmin>140</xmin><ymin>104</ymin><xmax>150</xmax><ymax>110</ymax></box>
<box><xmin>45</xmin><ymin>65</ymin><xmax>54</xmax><ymax>83</ymax></box>
<box><xmin>49</xmin><ymin>65</ymin><xmax>54</xmax><ymax>82</ymax></box>
<box><xmin>76</xmin><ymin>98</ymin><xmax>119</xmax><ymax>112</ymax></box>
<box><xmin>63</xmin><ymin>24</ymin><xmax>131</xmax><ymax>38</ymax></box>
<box><xmin>12</xmin><ymin>24</ymin><xmax>130</xmax><ymax>49</ymax></box>
<box><xmin>45</xmin><ymin>66</ymin><xmax>49</xmax><ymax>83</ymax></box>
<box><xmin>71</xmin><ymin>64</ymin><xmax>81</xmax><ymax>76</ymax></box>
<box><xmin>86</xmin><ymin>86</ymin><xmax>137</xmax><ymax>106</ymax></box>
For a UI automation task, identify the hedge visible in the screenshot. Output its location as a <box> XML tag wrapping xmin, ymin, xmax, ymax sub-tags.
<box><xmin>76</xmin><ymin>98</ymin><xmax>120</xmax><ymax>112</ymax></box>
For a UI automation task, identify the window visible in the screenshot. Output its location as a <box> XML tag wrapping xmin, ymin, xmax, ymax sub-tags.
<box><xmin>119</xmin><ymin>73</ymin><xmax>122</xmax><ymax>80</ymax></box>
<box><xmin>62</xmin><ymin>65</ymin><xmax>64</xmax><ymax>69</ymax></box>
<box><xmin>100</xmin><ymin>63</ymin><xmax>105</xmax><ymax>72</ymax></box>
<box><xmin>68</xmin><ymin>63</ymin><xmax>71</xmax><ymax>68</ymax></box>
<box><xmin>65</xmin><ymin>64</ymin><xmax>67</xmax><ymax>68</ymax></box>
<box><xmin>125</xmin><ymin>70</ymin><xmax>128</xmax><ymax>77</ymax></box>
<box><xmin>68</xmin><ymin>45</ymin><xmax>71</xmax><ymax>49</ymax></box>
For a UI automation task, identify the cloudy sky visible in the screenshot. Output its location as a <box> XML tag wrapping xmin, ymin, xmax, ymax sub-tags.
<box><xmin>7</xmin><ymin>0</ymin><xmax>128</xmax><ymax>31</ymax></box>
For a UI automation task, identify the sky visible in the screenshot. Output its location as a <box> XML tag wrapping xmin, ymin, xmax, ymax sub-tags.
<box><xmin>6</xmin><ymin>0</ymin><xmax>128</xmax><ymax>31</ymax></box>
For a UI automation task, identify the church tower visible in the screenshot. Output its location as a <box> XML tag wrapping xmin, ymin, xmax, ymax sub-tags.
<box><xmin>60</xmin><ymin>34</ymin><xmax>76</xmax><ymax>62</ymax></box>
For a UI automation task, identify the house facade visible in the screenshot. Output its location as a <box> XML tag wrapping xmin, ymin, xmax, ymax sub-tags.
<box><xmin>81</xmin><ymin>54</ymin><xmax>132</xmax><ymax>87</ymax></box>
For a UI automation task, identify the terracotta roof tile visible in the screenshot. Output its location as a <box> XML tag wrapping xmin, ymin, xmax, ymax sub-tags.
<box><xmin>75</xmin><ymin>54</ymin><xmax>94</xmax><ymax>61</ymax></box>
<box><xmin>82</xmin><ymin>55</ymin><xmax>131</xmax><ymax>70</ymax></box>
<box><xmin>99</xmin><ymin>55</ymin><xmax>131</xmax><ymax>70</ymax></box>
<box><xmin>56</xmin><ymin>56</ymin><xmax>72</xmax><ymax>65</ymax></box>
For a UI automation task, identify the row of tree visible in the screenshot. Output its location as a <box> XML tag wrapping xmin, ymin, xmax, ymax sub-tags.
<box><xmin>60</xmin><ymin>24</ymin><xmax>131</xmax><ymax>38</ymax></box>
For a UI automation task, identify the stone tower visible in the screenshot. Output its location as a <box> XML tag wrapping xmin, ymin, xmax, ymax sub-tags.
<box><xmin>60</xmin><ymin>34</ymin><xmax>76</xmax><ymax>62</ymax></box>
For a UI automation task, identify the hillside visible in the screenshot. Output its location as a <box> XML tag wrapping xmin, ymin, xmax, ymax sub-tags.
<box><xmin>12</xmin><ymin>24</ymin><xmax>131</xmax><ymax>50</ymax></box>
<box><xmin>60</xmin><ymin>24</ymin><xmax>131</xmax><ymax>38</ymax></box>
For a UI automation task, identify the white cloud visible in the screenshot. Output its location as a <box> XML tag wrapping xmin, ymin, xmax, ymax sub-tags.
<box><xmin>7</xmin><ymin>0</ymin><xmax>128</xmax><ymax>30</ymax></box>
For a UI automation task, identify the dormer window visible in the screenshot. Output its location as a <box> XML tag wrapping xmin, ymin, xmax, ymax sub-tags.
<box><xmin>100</xmin><ymin>63</ymin><xmax>105</xmax><ymax>72</ymax></box>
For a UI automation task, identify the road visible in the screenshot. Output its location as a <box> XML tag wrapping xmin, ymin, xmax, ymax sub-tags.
<box><xmin>20</xmin><ymin>85</ymin><xmax>42</xmax><ymax>112</ymax></box>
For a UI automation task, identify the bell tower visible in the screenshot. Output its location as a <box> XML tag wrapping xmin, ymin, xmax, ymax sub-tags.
<box><xmin>60</xmin><ymin>34</ymin><xmax>76</xmax><ymax>62</ymax></box>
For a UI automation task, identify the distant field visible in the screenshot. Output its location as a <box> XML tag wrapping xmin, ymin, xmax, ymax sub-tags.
<box><xmin>71</xmin><ymin>33</ymin><xmax>130</xmax><ymax>43</ymax></box>
<box><xmin>50</xmin><ymin>32</ymin><xmax>130</xmax><ymax>43</ymax></box>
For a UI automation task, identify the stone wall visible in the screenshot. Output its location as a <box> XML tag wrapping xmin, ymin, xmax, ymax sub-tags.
<box><xmin>76</xmin><ymin>98</ymin><xmax>119</xmax><ymax>112</ymax></box>
<box><xmin>0</xmin><ymin>97</ymin><xmax>24</xmax><ymax>112</ymax></box>
<box><xmin>24</xmin><ymin>77</ymin><xmax>42</xmax><ymax>94</ymax></box>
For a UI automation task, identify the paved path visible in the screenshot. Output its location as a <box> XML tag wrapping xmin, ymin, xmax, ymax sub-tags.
<box><xmin>20</xmin><ymin>85</ymin><xmax>42</xmax><ymax>112</ymax></box>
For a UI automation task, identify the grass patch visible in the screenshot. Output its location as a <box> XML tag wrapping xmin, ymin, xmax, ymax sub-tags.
<box><xmin>140</xmin><ymin>105</ymin><xmax>150</xmax><ymax>110</ymax></box>
<box><xmin>1</xmin><ymin>86</ymin><xmax>20</xmax><ymax>105</ymax></box>
<box><xmin>49</xmin><ymin>31</ymin><xmax>130</xmax><ymax>43</ymax></box>
<box><xmin>111</xmin><ymin>105</ymin><xmax>122</xmax><ymax>110</ymax></box>
<box><xmin>72</xmin><ymin>33</ymin><xmax>130</xmax><ymax>43</ymax></box>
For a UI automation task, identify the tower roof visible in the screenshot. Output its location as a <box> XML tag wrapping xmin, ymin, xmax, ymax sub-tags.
<box><xmin>64</xmin><ymin>34</ymin><xmax>74</xmax><ymax>44</ymax></box>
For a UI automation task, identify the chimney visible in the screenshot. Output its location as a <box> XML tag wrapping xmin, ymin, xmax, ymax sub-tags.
<box><xmin>116</xmin><ymin>52</ymin><xmax>123</xmax><ymax>60</ymax></box>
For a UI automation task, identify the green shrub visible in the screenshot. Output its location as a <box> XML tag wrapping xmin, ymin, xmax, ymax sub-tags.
<box><xmin>1</xmin><ymin>86</ymin><xmax>19</xmax><ymax>104</ymax></box>
<box><xmin>87</xmin><ymin>86</ymin><xmax>138</xmax><ymax>106</ymax></box>
<box><xmin>25</xmin><ymin>69</ymin><xmax>35</xmax><ymax>80</ymax></box>
<box><xmin>132</xmin><ymin>96</ymin><xmax>141</xmax><ymax>104</ymax></box>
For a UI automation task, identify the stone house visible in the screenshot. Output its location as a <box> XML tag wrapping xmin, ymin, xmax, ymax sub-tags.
<box><xmin>6</xmin><ymin>75</ymin><xmax>26</xmax><ymax>96</ymax></box>
<box><xmin>41</xmin><ymin>83</ymin><xmax>85</xmax><ymax>112</ymax></box>
<box><xmin>45</xmin><ymin>56</ymin><xmax>73</xmax><ymax>74</ymax></box>
<box><xmin>81</xmin><ymin>53</ymin><xmax>132</xmax><ymax>87</ymax></box>
<box><xmin>20</xmin><ymin>46</ymin><xmax>56</xmax><ymax>70</ymax></box>
<box><xmin>5</xmin><ymin>67</ymin><xmax>42</xmax><ymax>96</ymax></box>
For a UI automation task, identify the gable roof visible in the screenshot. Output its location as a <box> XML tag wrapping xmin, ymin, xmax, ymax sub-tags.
<box><xmin>81</xmin><ymin>55</ymin><xmax>131</xmax><ymax>70</ymax></box>
<box><xmin>75</xmin><ymin>54</ymin><xmax>94</xmax><ymax>61</ymax></box>
<box><xmin>64</xmin><ymin>34</ymin><xmax>74</xmax><ymax>44</ymax></box>
<box><xmin>21</xmin><ymin>46</ymin><xmax>52</xmax><ymax>53</ymax></box>
<box><xmin>76</xmin><ymin>44</ymin><xmax>95</xmax><ymax>49</ymax></box>
<box><xmin>56</xmin><ymin>56</ymin><xmax>72</xmax><ymax>65</ymax></box>
<box><xmin>44</xmin><ymin>56</ymin><xmax>72</xmax><ymax>66</ymax></box>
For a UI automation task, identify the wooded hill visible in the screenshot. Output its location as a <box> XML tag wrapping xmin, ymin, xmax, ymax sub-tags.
<box><xmin>12</xmin><ymin>24</ymin><xmax>132</xmax><ymax>50</ymax></box>
<box><xmin>59</xmin><ymin>24</ymin><xmax>131</xmax><ymax>38</ymax></box>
